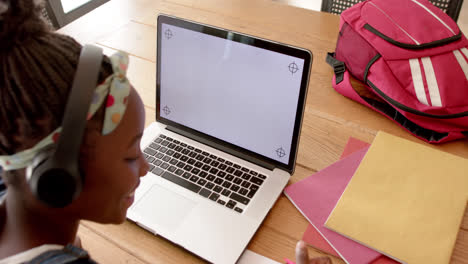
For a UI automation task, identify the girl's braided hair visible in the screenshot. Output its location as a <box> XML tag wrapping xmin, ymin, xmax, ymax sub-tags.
<box><xmin>0</xmin><ymin>0</ymin><xmax>113</xmax><ymax>157</ymax></box>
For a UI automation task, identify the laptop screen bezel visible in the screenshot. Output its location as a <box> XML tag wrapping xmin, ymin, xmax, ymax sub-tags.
<box><xmin>156</xmin><ymin>14</ymin><xmax>312</xmax><ymax>174</ymax></box>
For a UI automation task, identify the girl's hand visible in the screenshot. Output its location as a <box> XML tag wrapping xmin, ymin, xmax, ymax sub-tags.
<box><xmin>295</xmin><ymin>240</ymin><xmax>331</xmax><ymax>264</ymax></box>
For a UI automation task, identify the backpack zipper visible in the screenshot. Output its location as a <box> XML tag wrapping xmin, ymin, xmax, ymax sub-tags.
<box><xmin>364</xmin><ymin>24</ymin><xmax>461</xmax><ymax>50</ymax></box>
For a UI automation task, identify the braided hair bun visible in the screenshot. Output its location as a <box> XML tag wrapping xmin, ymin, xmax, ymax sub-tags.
<box><xmin>0</xmin><ymin>0</ymin><xmax>114</xmax><ymax>157</ymax></box>
<box><xmin>0</xmin><ymin>0</ymin><xmax>49</xmax><ymax>50</ymax></box>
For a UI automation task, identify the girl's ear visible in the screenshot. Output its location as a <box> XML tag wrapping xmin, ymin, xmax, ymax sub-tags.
<box><xmin>79</xmin><ymin>126</ymin><xmax>102</xmax><ymax>162</ymax></box>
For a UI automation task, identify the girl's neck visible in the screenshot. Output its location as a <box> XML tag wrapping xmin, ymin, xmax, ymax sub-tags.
<box><xmin>0</xmin><ymin>190</ymin><xmax>79</xmax><ymax>259</ymax></box>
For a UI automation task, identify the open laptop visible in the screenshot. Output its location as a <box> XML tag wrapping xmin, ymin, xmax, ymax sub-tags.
<box><xmin>127</xmin><ymin>14</ymin><xmax>312</xmax><ymax>264</ymax></box>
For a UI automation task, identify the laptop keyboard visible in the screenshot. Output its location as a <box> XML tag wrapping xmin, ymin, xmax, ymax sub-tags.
<box><xmin>143</xmin><ymin>134</ymin><xmax>267</xmax><ymax>213</ymax></box>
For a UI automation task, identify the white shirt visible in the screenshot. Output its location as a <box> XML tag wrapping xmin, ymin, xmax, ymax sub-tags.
<box><xmin>0</xmin><ymin>245</ymin><xmax>64</xmax><ymax>264</ymax></box>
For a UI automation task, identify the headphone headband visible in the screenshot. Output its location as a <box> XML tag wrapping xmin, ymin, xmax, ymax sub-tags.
<box><xmin>55</xmin><ymin>45</ymin><xmax>103</xmax><ymax>164</ymax></box>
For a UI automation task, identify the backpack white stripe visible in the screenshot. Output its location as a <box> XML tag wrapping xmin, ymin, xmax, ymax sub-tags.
<box><xmin>409</xmin><ymin>58</ymin><xmax>429</xmax><ymax>106</ymax></box>
<box><xmin>368</xmin><ymin>2</ymin><xmax>420</xmax><ymax>44</ymax></box>
<box><xmin>462</xmin><ymin>47</ymin><xmax>468</xmax><ymax>60</ymax></box>
<box><xmin>421</xmin><ymin>57</ymin><xmax>442</xmax><ymax>107</ymax></box>
<box><xmin>410</xmin><ymin>0</ymin><xmax>455</xmax><ymax>35</ymax></box>
<box><xmin>453</xmin><ymin>49</ymin><xmax>468</xmax><ymax>81</ymax></box>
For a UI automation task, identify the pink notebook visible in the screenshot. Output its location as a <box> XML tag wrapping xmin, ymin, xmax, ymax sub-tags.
<box><xmin>284</xmin><ymin>148</ymin><xmax>381</xmax><ymax>263</ymax></box>
<box><xmin>301</xmin><ymin>137</ymin><xmax>370</xmax><ymax>257</ymax></box>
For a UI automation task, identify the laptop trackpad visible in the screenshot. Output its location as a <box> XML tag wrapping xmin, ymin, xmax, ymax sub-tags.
<box><xmin>133</xmin><ymin>184</ymin><xmax>196</xmax><ymax>232</ymax></box>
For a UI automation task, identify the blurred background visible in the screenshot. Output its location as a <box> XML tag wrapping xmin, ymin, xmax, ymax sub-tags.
<box><xmin>274</xmin><ymin>0</ymin><xmax>467</xmax><ymax>33</ymax></box>
<box><xmin>45</xmin><ymin>0</ymin><xmax>467</xmax><ymax>33</ymax></box>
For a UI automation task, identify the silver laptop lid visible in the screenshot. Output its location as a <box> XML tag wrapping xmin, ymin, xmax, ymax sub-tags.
<box><xmin>156</xmin><ymin>15</ymin><xmax>312</xmax><ymax>174</ymax></box>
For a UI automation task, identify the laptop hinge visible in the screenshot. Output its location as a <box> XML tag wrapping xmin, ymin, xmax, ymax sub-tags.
<box><xmin>166</xmin><ymin>126</ymin><xmax>276</xmax><ymax>171</ymax></box>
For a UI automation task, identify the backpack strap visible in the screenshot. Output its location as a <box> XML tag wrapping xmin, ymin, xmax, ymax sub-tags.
<box><xmin>325</xmin><ymin>52</ymin><xmax>346</xmax><ymax>84</ymax></box>
<box><xmin>324</xmin><ymin>51</ymin><xmax>468</xmax><ymax>143</ymax></box>
<box><xmin>328</xmin><ymin>67</ymin><xmax>461</xmax><ymax>143</ymax></box>
<box><xmin>27</xmin><ymin>244</ymin><xmax>94</xmax><ymax>264</ymax></box>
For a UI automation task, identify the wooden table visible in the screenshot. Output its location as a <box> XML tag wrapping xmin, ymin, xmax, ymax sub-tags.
<box><xmin>58</xmin><ymin>0</ymin><xmax>468</xmax><ymax>263</ymax></box>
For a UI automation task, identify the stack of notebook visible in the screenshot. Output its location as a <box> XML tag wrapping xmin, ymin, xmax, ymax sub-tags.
<box><xmin>284</xmin><ymin>132</ymin><xmax>468</xmax><ymax>264</ymax></box>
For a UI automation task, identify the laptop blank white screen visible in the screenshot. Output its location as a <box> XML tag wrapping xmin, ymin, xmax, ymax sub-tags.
<box><xmin>159</xmin><ymin>23</ymin><xmax>305</xmax><ymax>165</ymax></box>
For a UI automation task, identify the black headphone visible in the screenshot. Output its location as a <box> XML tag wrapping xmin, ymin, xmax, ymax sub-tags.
<box><xmin>27</xmin><ymin>44</ymin><xmax>103</xmax><ymax>208</ymax></box>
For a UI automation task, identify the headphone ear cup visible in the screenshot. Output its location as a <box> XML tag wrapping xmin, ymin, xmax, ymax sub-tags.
<box><xmin>27</xmin><ymin>146</ymin><xmax>83</xmax><ymax>208</ymax></box>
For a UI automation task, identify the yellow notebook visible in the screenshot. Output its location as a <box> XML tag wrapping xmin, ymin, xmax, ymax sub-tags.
<box><xmin>325</xmin><ymin>132</ymin><xmax>468</xmax><ymax>264</ymax></box>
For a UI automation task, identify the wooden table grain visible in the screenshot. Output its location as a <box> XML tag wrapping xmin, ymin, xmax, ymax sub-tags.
<box><xmin>58</xmin><ymin>1</ymin><xmax>468</xmax><ymax>263</ymax></box>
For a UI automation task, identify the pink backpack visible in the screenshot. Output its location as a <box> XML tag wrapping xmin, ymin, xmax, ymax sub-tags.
<box><xmin>327</xmin><ymin>0</ymin><xmax>468</xmax><ymax>143</ymax></box>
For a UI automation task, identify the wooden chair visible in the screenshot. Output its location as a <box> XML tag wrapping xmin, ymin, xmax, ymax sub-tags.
<box><xmin>42</xmin><ymin>0</ymin><xmax>110</xmax><ymax>29</ymax></box>
<box><xmin>321</xmin><ymin>0</ymin><xmax>464</xmax><ymax>22</ymax></box>
<box><xmin>42</xmin><ymin>3</ymin><xmax>60</xmax><ymax>29</ymax></box>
